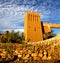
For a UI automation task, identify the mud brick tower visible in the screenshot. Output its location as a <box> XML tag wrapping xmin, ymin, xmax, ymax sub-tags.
<box><xmin>24</xmin><ymin>11</ymin><xmax>43</xmax><ymax>42</ymax></box>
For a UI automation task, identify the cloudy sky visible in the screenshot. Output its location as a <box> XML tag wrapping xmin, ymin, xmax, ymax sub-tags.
<box><xmin>0</xmin><ymin>0</ymin><xmax>60</xmax><ymax>34</ymax></box>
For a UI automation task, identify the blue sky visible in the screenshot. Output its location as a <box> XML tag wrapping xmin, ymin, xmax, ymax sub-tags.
<box><xmin>0</xmin><ymin>0</ymin><xmax>60</xmax><ymax>34</ymax></box>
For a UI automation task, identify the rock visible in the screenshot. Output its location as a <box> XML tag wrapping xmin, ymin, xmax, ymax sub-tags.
<box><xmin>8</xmin><ymin>54</ymin><xmax>11</xmax><ymax>59</ymax></box>
<box><xmin>42</xmin><ymin>50</ymin><xmax>48</xmax><ymax>60</ymax></box>
<box><xmin>48</xmin><ymin>56</ymin><xmax>51</xmax><ymax>60</ymax></box>
<box><xmin>23</xmin><ymin>54</ymin><xmax>29</xmax><ymax>60</ymax></box>
<box><xmin>31</xmin><ymin>53</ymin><xmax>38</xmax><ymax>60</ymax></box>
<box><xmin>18</xmin><ymin>53</ymin><xmax>22</xmax><ymax>58</ymax></box>
<box><xmin>42</xmin><ymin>55</ymin><xmax>48</xmax><ymax>60</ymax></box>
<box><xmin>13</xmin><ymin>50</ymin><xmax>18</xmax><ymax>55</ymax></box>
<box><xmin>38</xmin><ymin>50</ymin><xmax>43</xmax><ymax>58</ymax></box>
<box><xmin>47</xmin><ymin>54</ymin><xmax>51</xmax><ymax>60</ymax></box>
<box><xmin>31</xmin><ymin>53</ymin><xmax>37</xmax><ymax>57</ymax></box>
<box><xmin>1</xmin><ymin>53</ymin><xmax>6</xmax><ymax>58</ymax></box>
<box><xmin>38</xmin><ymin>53</ymin><xmax>43</xmax><ymax>58</ymax></box>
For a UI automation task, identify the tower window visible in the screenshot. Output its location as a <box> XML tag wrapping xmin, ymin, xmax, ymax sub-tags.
<box><xmin>31</xmin><ymin>15</ymin><xmax>32</xmax><ymax>21</ymax></box>
<box><xmin>28</xmin><ymin>14</ymin><xmax>30</xmax><ymax>20</ymax></box>
<box><xmin>34</xmin><ymin>28</ymin><xmax>36</xmax><ymax>31</ymax></box>
<box><xmin>35</xmin><ymin>16</ymin><xmax>36</xmax><ymax>21</ymax></box>
<box><xmin>33</xmin><ymin>15</ymin><xmax>34</xmax><ymax>21</ymax></box>
<box><xmin>29</xmin><ymin>26</ymin><xmax>30</xmax><ymax>28</ymax></box>
<box><xmin>37</xmin><ymin>16</ymin><xmax>38</xmax><ymax>21</ymax></box>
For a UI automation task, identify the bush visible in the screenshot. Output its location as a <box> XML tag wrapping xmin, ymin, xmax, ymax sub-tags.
<box><xmin>0</xmin><ymin>30</ymin><xmax>25</xmax><ymax>44</ymax></box>
<box><xmin>43</xmin><ymin>30</ymin><xmax>56</xmax><ymax>40</ymax></box>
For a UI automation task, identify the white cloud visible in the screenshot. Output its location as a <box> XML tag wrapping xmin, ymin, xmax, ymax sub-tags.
<box><xmin>0</xmin><ymin>0</ymin><xmax>60</xmax><ymax>32</ymax></box>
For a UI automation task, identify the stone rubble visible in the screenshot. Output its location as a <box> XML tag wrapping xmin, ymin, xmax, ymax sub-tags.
<box><xmin>0</xmin><ymin>35</ymin><xmax>60</xmax><ymax>63</ymax></box>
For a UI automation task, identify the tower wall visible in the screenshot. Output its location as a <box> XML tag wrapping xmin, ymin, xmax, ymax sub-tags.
<box><xmin>24</xmin><ymin>11</ymin><xmax>43</xmax><ymax>42</ymax></box>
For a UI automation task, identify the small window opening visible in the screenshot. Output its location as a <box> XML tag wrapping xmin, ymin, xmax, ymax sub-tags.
<box><xmin>34</xmin><ymin>28</ymin><xmax>36</xmax><ymax>31</ymax></box>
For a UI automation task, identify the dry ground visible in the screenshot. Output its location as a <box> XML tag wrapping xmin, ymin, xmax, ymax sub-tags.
<box><xmin>0</xmin><ymin>34</ymin><xmax>60</xmax><ymax>63</ymax></box>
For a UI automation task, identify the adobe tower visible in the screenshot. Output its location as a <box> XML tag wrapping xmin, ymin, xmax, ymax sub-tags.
<box><xmin>24</xmin><ymin>11</ymin><xmax>43</xmax><ymax>42</ymax></box>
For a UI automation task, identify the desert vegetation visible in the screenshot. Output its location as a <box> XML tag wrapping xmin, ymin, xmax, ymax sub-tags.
<box><xmin>0</xmin><ymin>30</ymin><xmax>25</xmax><ymax>44</ymax></box>
<box><xmin>0</xmin><ymin>30</ymin><xmax>56</xmax><ymax>43</ymax></box>
<box><xmin>43</xmin><ymin>30</ymin><xmax>56</xmax><ymax>40</ymax></box>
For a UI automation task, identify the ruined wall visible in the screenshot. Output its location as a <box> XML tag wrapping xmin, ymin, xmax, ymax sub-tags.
<box><xmin>43</xmin><ymin>23</ymin><xmax>51</xmax><ymax>33</ymax></box>
<box><xmin>43</xmin><ymin>26</ymin><xmax>51</xmax><ymax>33</ymax></box>
<box><xmin>43</xmin><ymin>22</ymin><xmax>60</xmax><ymax>28</ymax></box>
<box><xmin>43</xmin><ymin>22</ymin><xmax>60</xmax><ymax>33</ymax></box>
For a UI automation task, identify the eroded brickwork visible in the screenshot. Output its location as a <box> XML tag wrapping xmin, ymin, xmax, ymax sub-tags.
<box><xmin>24</xmin><ymin>11</ymin><xmax>43</xmax><ymax>42</ymax></box>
